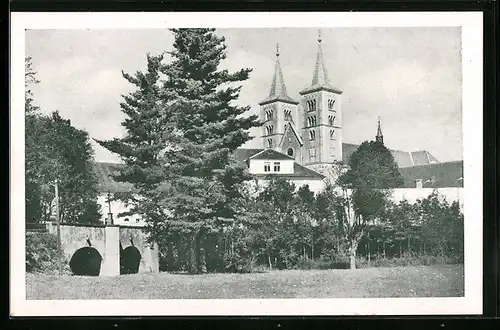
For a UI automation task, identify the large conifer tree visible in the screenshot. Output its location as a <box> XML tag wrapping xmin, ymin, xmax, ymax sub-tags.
<box><xmin>98</xmin><ymin>29</ymin><xmax>260</xmax><ymax>273</ymax></box>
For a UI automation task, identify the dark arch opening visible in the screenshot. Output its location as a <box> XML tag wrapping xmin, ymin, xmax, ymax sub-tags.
<box><xmin>287</xmin><ymin>148</ymin><xmax>294</xmax><ymax>157</ymax></box>
<box><xmin>69</xmin><ymin>247</ymin><xmax>102</xmax><ymax>276</ymax></box>
<box><xmin>120</xmin><ymin>246</ymin><xmax>142</xmax><ymax>275</ymax></box>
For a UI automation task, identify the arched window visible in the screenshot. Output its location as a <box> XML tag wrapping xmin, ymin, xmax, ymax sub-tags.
<box><xmin>287</xmin><ymin>148</ymin><xmax>294</xmax><ymax>158</ymax></box>
<box><xmin>308</xmin><ymin>116</ymin><xmax>317</xmax><ymax>127</ymax></box>
<box><xmin>328</xmin><ymin>115</ymin><xmax>335</xmax><ymax>126</ymax></box>
<box><xmin>328</xmin><ymin>99</ymin><xmax>335</xmax><ymax>111</ymax></box>
<box><xmin>265</xmin><ymin>110</ymin><xmax>273</xmax><ymax>121</ymax></box>
<box><xmin>329</xmin><ymin>129</ymin><xmax>335</xmax><ymax>140</ymax></box>
<box><xmin>309</xmin><ymin>130</ymin><xmax>316</xmax><ymax>141</ymax></box>
<box><xmin>267</xmin><ymin>138</ymin><xmax>273</xmax><ymax>148</ymax></box>
<box><xmin>284</xmin><ymin>109</ymin><xmax>292</xmax><ymax>122</ymax></box>
<box><xmin>266</xmin><ymin>125</ymin><xmax>274</xmax><ymax>136</ymax></box>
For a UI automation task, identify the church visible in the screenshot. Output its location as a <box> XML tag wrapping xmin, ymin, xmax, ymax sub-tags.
<box><xmin>230</xmin><ymin>33</ymin><xmax>461</xmax><ymax>189</ymax></box>
<box><xmin>93</xmin><ymin>33</ymin><xmax>464</xmax><ymax>224</ymax></box>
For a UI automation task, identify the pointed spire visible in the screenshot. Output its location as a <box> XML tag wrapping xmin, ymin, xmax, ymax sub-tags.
<box><xmin>269</xmin><ymin>42</ymin><xmax>288</xmax><ymax>97</ymax></box>
<box><xmin>376</xmin><ymin>116</ymin><xmax>384</xmax><ymax>144</ymax></box>
<box><xmin>259</xmin><ymin>43</ymin><xmax>298</xmax><ymax>106</ymax></box>
<box><xmin>300</xmin><ymin>29</ymin><xmax>342</xmax><ymax>95</ymax></box>
<box><xmin>311</xmin><ymin>29</ymin><xmax>330</xmax><ymax>87</ymax></box>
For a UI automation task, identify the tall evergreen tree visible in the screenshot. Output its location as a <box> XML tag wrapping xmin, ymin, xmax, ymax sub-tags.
<box><xmin>157</xmin><ymin>28</ymin><xmax>260</xmax><ymax>273</ymax></box>
<box><xmin>97</xmin><ymin>29</ymin><xmax>260</xmax><ymax>273</ymax></box>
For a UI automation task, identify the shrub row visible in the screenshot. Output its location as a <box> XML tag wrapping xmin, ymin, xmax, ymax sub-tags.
<box><xmin>26</xmin><ymin>232</ymin><xmax>71</xmax><ymax>275</ymax></box>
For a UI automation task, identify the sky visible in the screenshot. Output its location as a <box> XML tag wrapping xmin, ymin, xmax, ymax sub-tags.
<box><xmin>26</xmin><ymin>27</ymin><xmax>463</xmax><ymax>163</ymax></box>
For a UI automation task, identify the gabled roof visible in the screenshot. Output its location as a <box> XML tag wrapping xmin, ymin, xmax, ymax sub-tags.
<box><xmin>278</xmin><ymin>122</ymin><xmax>303</xmax><ymax>147</ymax></box>
<box><xmin>398</xmin><ymin>161</ymin><xmax>464</xmax><ymax>188</ymax></box>
<box><xmin>93</xmin><ymin>162</ymin><xmax>133</xmax><ymax>193</ymax></box>
<box><xmin>341</xmin><ymin>143</ymin><xmax>438</xmax><ymax>168</ymax></box>
<box><xmin>249</xmin><ymin>148</ymin><xmax>295</xmax><ymax>161</ymax></box>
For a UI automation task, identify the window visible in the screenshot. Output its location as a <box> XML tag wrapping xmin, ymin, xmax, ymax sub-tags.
<box><xmin>415</xmin><ymin>179</ymin><xmax>423</xmax><ymax>189</ymax></box>
<box><xmin>267</xmin><ymin>138</ymin><xmax>273</xmax><ymax>148</ymax></box>
<box><xmin>266</xmin><ymin>125</ymin><xmax>274</xmax><ymax>136</ymax></box>
<box><xmin>328</xmin><ymin>115</ymin><xmax>335</xmax><ymax>126</ymax></box>
<box><xmin>288</xmin><ymin>137</ymin><xmax>292</xmax><ymax>144</ymax></box>
<box><xmin>307</xmin><ymin>116</ymin><xmax>317</xmax><ymax>127</ymax></box>
<box><xmin>124</xmin><ymin>218</ymin><xmax>130</xmax><ymax>222</ymax></box>
<box><xmin>264</xmin><ymin>162</ymin><xmax>271</xmax><ymax>172</ymax></box>
<box><xmin>329</xmin><ymin>129</ymin><xmax>335</xmax><ymax>140</ymax></box>
<box><xmin>309</xmin><ymin>148</ymin><xmax>316</xmax><ymax>162</ymax></box>
<box><xmin>274</xmin><ymin>162</ymin><xmax>281</xmax><ymax>172</ymax></box>
<box><xmin>328</xmin><ymin>99</ymin><xmax>336</xmax><ymax>111</ymax></box>
<box><xmin>284</xmin><ymin>109</ymin><xmax>292</xmax><ymax>122</ymax></box>
<box><xmin>287</xmin><ymin>148</ymin><xmax>294</xmax><ymax>157</ymax></box>
<box><xmin>331</xmin><ymin>145</ymin><xmax>335</xmax><ymax>157</ymax></box>
<box><xmin>309</xmin><ymin>130</ymin><xmax>316</xmax><ymax>141</ymax></box>
<box><xmin>306</xmin><ymin>99</ymin><xmax>317</xmax><ymax>112</ymax></box>
<box><xmin>265</xmin><ymin>109</ymin><xmax>274</xmax><ymax>121</ymax></box>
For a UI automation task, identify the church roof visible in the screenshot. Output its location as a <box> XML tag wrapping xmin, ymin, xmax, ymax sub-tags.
<box><xmin>299</xmin><ymin>32</ymin><xmax>342</xmax><ymax>95</ymax></box>
<box><xmin>341</xmin><ymin>143</ymin><xmax>439</xmax><ymax>168</ymax></box>
<box><xmin>399</xmin><ymin>161</ymin><xmax>463</xmax><ymax>188</ymax></box>
<box><xmin>259</xmin><ymin>44</ymin><xmax>299</xmax><ymax>106</ymax></box>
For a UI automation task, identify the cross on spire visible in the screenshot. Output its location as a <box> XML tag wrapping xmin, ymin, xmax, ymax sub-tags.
<box><xmin>318</xmin><ymin>29</ymin><xmax>322</xmax><ymax>43</ymax></box>
<box><xmin>276</xmin><ymin>42</ymin><xmax>280</xmax><ymax>57</ymax></box>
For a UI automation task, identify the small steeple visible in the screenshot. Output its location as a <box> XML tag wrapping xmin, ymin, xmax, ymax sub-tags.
<box><xmin>311</xmin><ymin>29</ymin><xmax>330</xmax><ymax>87</ymax></box>
<box><xmin>376</xmin><ymin>117</ymin><xmax>384</xmax><ymax>144</ymax></box>
<box><xmin>259</xmin><ymin>43</ymin><xmax>298</xmax><ymax>106</ymax></box>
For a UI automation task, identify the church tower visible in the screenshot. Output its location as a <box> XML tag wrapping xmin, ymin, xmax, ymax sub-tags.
<box><xmin>299</xmin><ymin>31</ymin><xmax>343</xmax><ymax>168</ymax></box>
<box><xmin>259</xmin><ymin>43</ymin><xmax>299</xmax><ymax>150</ymax></box>
<box><xmin>376</xmin><ymin>117</ymin><xmax>384</xmax><ymax>144</ymax></box>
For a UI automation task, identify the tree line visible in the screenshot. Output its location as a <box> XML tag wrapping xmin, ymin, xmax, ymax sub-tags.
<box><xmin>94</xmin><ymin>28</ymin><xmax>463</xmax><ymax>272</ymax></box>
<box><xmin>25</xmin><ymin>29</ymin><xmax>463</xmax><ymax>273</ymax></box>
<box><xmin>25</xmin><ymin>57</ymin><xmax>101</xmax><ymax>225</ymax></box>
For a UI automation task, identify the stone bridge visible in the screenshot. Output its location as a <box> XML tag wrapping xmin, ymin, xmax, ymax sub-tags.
<box><xmin>46</xmin><ymin>222</ymin><xmax>159</xmax><ymax>276</ymax></box>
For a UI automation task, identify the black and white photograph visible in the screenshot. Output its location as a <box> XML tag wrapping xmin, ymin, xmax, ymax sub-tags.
<box><xmin>10</xmin><ymin>12</ymin><xmax>483</xmax><ymax>316</ymax></box>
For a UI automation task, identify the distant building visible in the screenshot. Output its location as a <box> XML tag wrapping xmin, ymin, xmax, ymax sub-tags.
<box><xmin>92</xmin><ymin>32</ymin><xmax>463</xmax><ymax>222</ymax></box>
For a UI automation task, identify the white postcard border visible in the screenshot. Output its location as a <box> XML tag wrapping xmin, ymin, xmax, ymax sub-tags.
<box><xmin>10</xmin><ymin>11</ymin><xmax>483</xmax><ymax>316</ymax></box>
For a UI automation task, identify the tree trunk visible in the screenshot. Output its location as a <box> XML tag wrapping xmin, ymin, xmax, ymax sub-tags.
<box><xmin>383</xmin><ymin>242</ymin><xmax>386</xmax><ymax>259</ymax></box>
<box><xmin>311</xmin><ymin>233</ymin><xmax>314</xmax><ymax>261</ymax></box>
<box><xmin>367</xmin><ymin>232</ymin><xmax>371</xmax><ymax>266</ymax></box>
<box><xmin>187</xmin><ymin>233</ymin><xmax>197</xmax><ymax>274</ymax></box>
<box><xmin>166</xmin><ymin>239</ymin><xmax>175</xmax><ymax>271</ymax></box>
<box><xmin>408</xmin><ymin>236</ymin><xmax>411</xmax><ymax>254</ymax></box>
<box><xmin>196</xmin><ymin>230</ymin><xmax>207</xmax><ymax>274</ymax></box>
<box><xmin>349</xmin><ymin>240</ymin><xmax>359</xmax><ymax>270</ymax></box>
<box><xmin>268</xmin><ymin>253</ymin><xmax>272</xmax><ymax>270</ymax></box>
<box><xmin>399</xmin><ymin>242</ymin><xmax>402</xmax><ymax>258</ymax></box>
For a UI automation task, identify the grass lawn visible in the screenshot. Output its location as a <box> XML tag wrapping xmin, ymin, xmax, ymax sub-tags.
<box><xmin>26</xmin><ymin>264</ymin><xmax>464</xmax><ymax>300</ymax></box>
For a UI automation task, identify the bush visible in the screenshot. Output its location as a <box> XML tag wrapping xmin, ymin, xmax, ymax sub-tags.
<box><xmin>356</xmin><ymin>252</ymin><xmax>463</xmax><ymax>269</ymax></box>
<box><xmin>296</xmin><ymin>257</ymin><xmax>350</xmax><ymax>270</ymax></box>
<box><xmin>26</xmin><ymin>232</ymin><xmax>70</xmax><ymax>275</ymax></box>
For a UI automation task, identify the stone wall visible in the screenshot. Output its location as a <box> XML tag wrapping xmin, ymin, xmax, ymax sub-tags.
<box><xmin>46</xmin><ymin>222</ymin><xmax>106</xmax><ymax>260</ymax></box>
<box><xmin>46</xmin><ymin>222</ymin><xmax>159</xmax><ymax>276</ymax></box>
